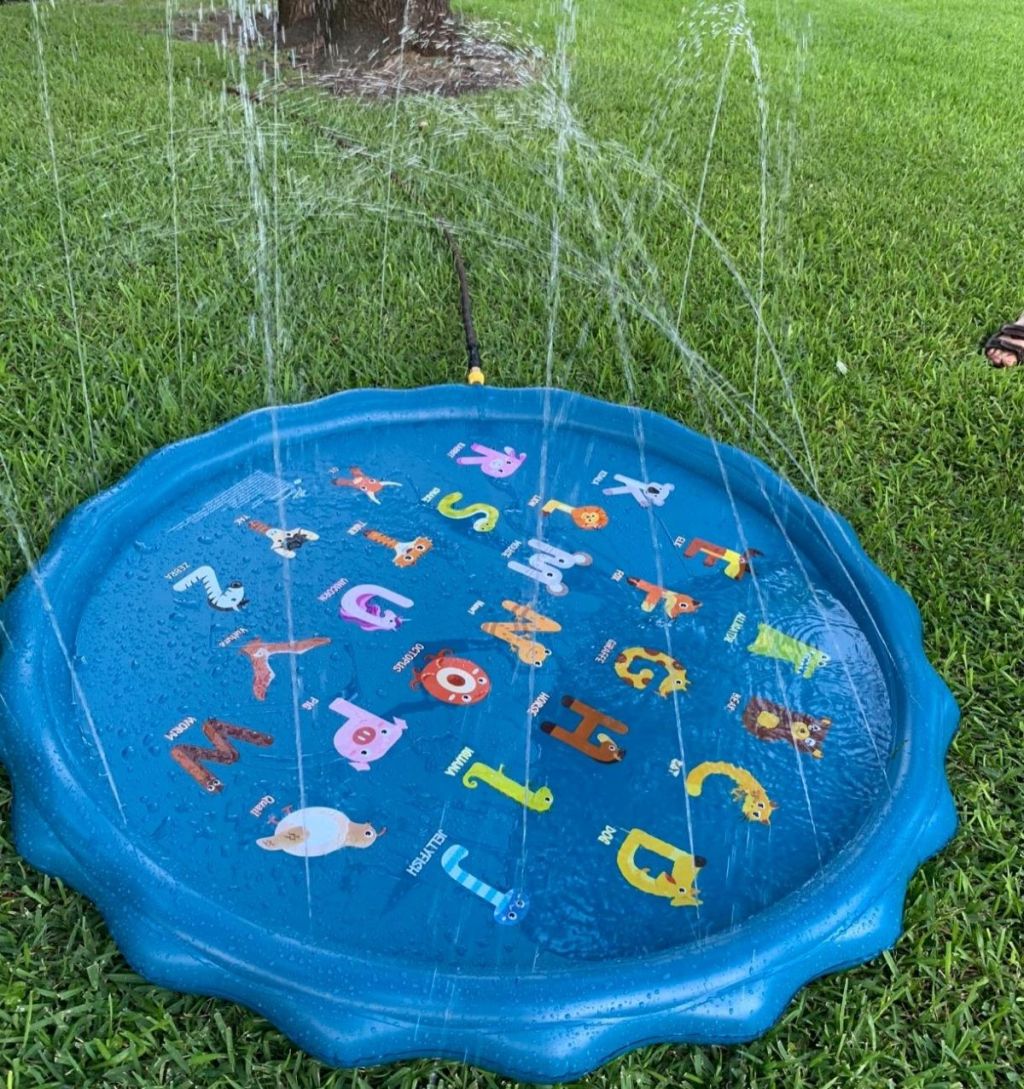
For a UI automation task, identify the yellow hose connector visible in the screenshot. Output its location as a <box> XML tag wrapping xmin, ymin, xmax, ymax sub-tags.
<box><xmin>468</xmin><ymin>366</ymin><xmax>485</xmax><ymax>385</ymax></box>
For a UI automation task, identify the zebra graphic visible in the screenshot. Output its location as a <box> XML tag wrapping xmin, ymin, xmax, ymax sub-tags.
<box><xmin>172</xmin><ymin>565</ymin><xmax>248</xmax><ymax>611</ymax></box>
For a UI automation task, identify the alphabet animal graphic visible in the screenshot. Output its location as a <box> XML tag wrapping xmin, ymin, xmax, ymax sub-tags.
<box><xmin>626</xmin><ymin>577</ymin><xmax>701</xmax><ymax>619</ymax></box>
<box><xmin>747</xmin><ymin>623</ymin><xmax>829</xmax><ymax>679</ymax></box>
<box><xmin>742</xmin><ymin>697</ymin><xmax>832</xmax><ymax>758</ymax></box>
<box><xmin>411</xmin><ymin>650</ymin><xmax>491</xmax><ymax>706</ymax></box>
<box><xmin>364</xmin><ymin>528</ymin><xmax>433</xmax><ymax>568</ymax></box>
<box><xmin>338</xmin><ymin>584</ymin><xmax>412</xmax><ymax>632</ymax></box>
<box><xmin>462</xmin><ymin>762</ymin><xmax>554</xmax><ymax>812</ymax></box>
<box><xmin>541</xmin><ymin>498</ymin><xmax>609</xmax><ymax>530</ymax></box>
<box><xmin>683</xmin><ymin>537</ymin><xmax>761</xmax><ymax>580</ymax></box>
<box><xmin>685</xmin><ymin>761</ymin><xmax>776</xmax><ymax>824</ymax></box>
<box><xmin>441</xmin><ymin>844</ymin><xmax>529</xmax><ymax>925</ymax></box>
<box><xmin>540</xmin><ymin>695</ymin><xmax>628</xmax><ymax>763</ymax></box>
<box><xmin>239</xmin><ymin>636</ymin><xmax>331</xmax><ymax>700</ymax></box>
<box><xmin>616</xmin><ymin>828</ymin><xmax>705</xmax><ymax>907</ymax></box>
<box><xmin>170</xmin><ymin>718</ymin><xmax>273</xmax><ymax>793</ymax></box>
<box><xmin>456</xmin><ymin>443</ymin><xmax>527</xmax><ymax>479</ymax></box>
<box><xmin>172</xmin><ymin>565</ymin><xmax>249</xmax><ymax>612</ymax></box>
<box><xmin>508</xmin><ymin>538</ymin><xmax>592</xmax><ymax>596</ymax></box>
<box><xmin>602</xmin><ymin>474</ymin><xmax>674</xmax><ymax>508</ymax></box>
<box><xmin>332</xmin><ymin>466</ymin><xmax>400</xmax><ymax>504</ymax></box>
<box><xmin>257</xmin><ymin>807</ymin><xmax>384</xmax><ymax>856</ymax></box>
<box><xmin>480</xmin><ymin>600</ymin><xmax>562</xmax><ymax>666</ymax></box>
<box><xmin>247</xmin><ymin>519</ymin><xmax>319</xmax><ymax>559</ymax></box>
<box><xmin>328</xmin><ymin>696</ymin><xmax>408</xmax><ymax>771</ymax></box>
<box><xmin>613</xmin><ymin>647</ymin><xmax>689</xmax><ymax>698</ymax></box>
<box><xmin>436</xmin><ymin>491</ymin><xmax>499</xmax><ymax>532</ymax></box>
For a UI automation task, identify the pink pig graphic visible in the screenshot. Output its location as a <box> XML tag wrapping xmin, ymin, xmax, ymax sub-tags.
<box><xmin>329</xmin><ymin>697</ymin><xmax>407</xmax><ymax>772</ymax></box>
<box><xmin>456</xmin><ymin>443</ymin><xmax>527</xmax><ymax>479</ymax></box>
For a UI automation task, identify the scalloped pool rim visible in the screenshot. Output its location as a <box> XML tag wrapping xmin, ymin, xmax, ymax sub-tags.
<box><xmin>0</xmin><ymin>385</ymin><xmax>959</xmax><ymax>1083</ymax></box>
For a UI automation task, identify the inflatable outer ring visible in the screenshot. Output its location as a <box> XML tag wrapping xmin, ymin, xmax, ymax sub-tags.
<box><xmin>0</xmin><ymin>384</ymin><xmax>959</xmax><ymax>1083</ymax></box>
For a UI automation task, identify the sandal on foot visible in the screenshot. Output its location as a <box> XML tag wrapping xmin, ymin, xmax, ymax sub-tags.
<box><xmin>981</xmin><ymin>323</ymin><xmax>1024</xmax><ymax>368</ymax></box>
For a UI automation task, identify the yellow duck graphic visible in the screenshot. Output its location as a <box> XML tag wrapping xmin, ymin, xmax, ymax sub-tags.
<box><xmin>616</xmin><ymin>828</ymin><xmax>705</xmax><ymax>907</ymax></box>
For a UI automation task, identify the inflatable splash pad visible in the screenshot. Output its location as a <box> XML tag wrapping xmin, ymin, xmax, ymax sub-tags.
<box><xmin>0</xmin><ymin>385</ymin><xmax>957</xmax><ymax>1081</ymax></box>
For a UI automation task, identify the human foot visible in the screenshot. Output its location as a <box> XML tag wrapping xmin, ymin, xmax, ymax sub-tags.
<box><xmin>982</xmin><ymin>313</ymin><xmax>1024</xmax><ymax>367</ymax></box>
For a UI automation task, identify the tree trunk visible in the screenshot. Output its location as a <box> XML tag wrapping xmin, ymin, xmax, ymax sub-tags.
<box><xmin>273</xmin><ymin>0</ymin><xmax>521</xmax><ymax>97</ymax></box>
<box><xmin>321</xmin><ymin>0</ymin><xmax>454</xmax><ymax>55</ymax></box>
<box><xmin>278</xmin><ymin>0</ymin><xmax>303</xmax><ymax>28</ymax></box>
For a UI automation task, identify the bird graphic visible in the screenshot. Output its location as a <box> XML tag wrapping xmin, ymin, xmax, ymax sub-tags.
<box><xmin>239</xmin><ymin>636</ymin><xmax>331</xmax><ymax>701</ymax></box>
<box><xmin>173</xmin><ymin>565</ymin><xmax>249</xmax><ymax>611</ymax></box>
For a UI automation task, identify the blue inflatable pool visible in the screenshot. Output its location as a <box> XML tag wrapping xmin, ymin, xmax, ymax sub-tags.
<box><xmin>0</xmin><ymin>385</ymin><xmax>958</xmax><ymax>1081</ymax></box>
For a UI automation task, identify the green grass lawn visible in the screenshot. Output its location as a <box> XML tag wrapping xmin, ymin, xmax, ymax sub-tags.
<box><xmin>1</xmin><ymin>0</ymin><xmax>1022</xmax><ymax>1084</ymax></box>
